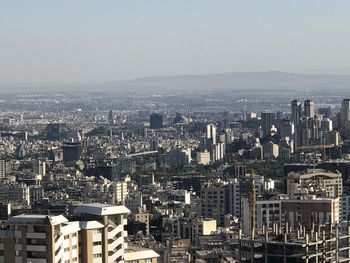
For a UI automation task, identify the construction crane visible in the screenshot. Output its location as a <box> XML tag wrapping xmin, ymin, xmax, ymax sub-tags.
<box><xmin>296</xmin><ymin>139</ymin><xmax>334</xmax><ymax>163</ymax></box>
<box><xmin>248</xmin><ymin>168</ymin><xmax>256</xmax><ymax>239</ymax></box>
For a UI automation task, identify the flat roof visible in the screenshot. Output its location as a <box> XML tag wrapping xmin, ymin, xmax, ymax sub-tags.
<box><xmin>80</xmin><ymin>220</ymin><xmax>104</xmax><ymax>230</ymax></box>
<box><xmin>124</xmin><ymin>249</ymin><xmax>160</xmax><ymax>261</ymax></box>
<box><xmin>8</xmin><ymin>214</ymin><xmax>68</xmax><ymax>225</ymax></box>
<box><xmin>74</xmin><ymin>203</ymin><xmax>130</xmax><ymax>216</ymax></box>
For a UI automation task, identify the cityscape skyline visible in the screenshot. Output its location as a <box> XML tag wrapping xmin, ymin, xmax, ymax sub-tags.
<box><xmin>2</xmin><ymin>1</ymin><xmax>350</xmax><ymax>262</ymax></box>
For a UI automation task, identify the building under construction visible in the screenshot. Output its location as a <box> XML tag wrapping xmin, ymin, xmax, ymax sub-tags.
<box><xmin>238</xmin><ymin>223</ymin><xmax>350</xmax><ymax>263</ymax></box>
<box><xmin>240</xmin><ymin>169</ymin><xmax>350</xmax><ymax>262</ymax></box>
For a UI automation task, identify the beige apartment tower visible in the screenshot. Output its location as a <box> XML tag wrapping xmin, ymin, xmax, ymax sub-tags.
<box><xmin>0</xmin><ymin>203</ymin><xmax>131</xmax><ymax>263</ymax></box>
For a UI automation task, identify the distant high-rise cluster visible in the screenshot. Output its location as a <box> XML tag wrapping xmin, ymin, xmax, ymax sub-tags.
<box><xmin>289</xmin><ymin>99</ymin><xmax>335</xmax><ymax>150</ymax></box>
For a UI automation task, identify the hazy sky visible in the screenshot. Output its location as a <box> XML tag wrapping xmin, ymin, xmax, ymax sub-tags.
<box><xmin>1</xmin><ymin>1</ymin><xmax>350</xmax><ymax>83</ymax></box>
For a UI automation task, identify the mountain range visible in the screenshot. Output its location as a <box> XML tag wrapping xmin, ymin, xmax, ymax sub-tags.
<box><xmin>3</xmin><ymin>71</ymin><xmax>350</xmax><ymax>93</ymax></box>
<box><xmin>100</xmin><ymin>71</ymin><xmax>350</xmax><ymax>92</ymax></box>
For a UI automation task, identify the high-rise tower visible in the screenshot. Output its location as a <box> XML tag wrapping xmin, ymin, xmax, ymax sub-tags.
<box><xmin>304</xmin><ymin>99</ymin><xmax>314</xmax><ymax>117</ymax></box>
<box><xmin>150</xmin><ymin>113</ymin><xmax>163</xmax><ymax>129</ymax></box>
<box><xmin>291</xmin><ymin>100</ymin><xmax>302</xmax><ymax>125</ymax></box>
<box><xmin>341</xmin><ymin>99</ymin><xmax>350</xmax><ymax>129</ymax></box>
<box><xmin>206</xmin><ymin>123</ymin><xmax>217</xmax><ymax>145</ymax></box>
<box><xmin>108</xmin><ymin>110</ymin><xmax>114</xmax><ymax>125</ymax></box>
<box><xmin>261</xmin><ymin>111</ymin><xmax>272</xmax><ymax>138</ymax></box>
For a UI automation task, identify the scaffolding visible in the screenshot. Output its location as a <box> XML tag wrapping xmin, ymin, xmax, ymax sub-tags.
<box><xmin>238</xmin><ymin>222</ymin><xmax>350</xmax><ymax>263</ymax></box>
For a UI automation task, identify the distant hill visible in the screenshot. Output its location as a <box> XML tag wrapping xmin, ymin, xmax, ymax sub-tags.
<box><xmin>100</xmin><ymin>71</ymin><xmax>350</xmax><ymax>92</ymax></box>
<box><xmin>3</xmin><ymin>71</ymin><xmax>350</xmax><ymax>93</ymax></box>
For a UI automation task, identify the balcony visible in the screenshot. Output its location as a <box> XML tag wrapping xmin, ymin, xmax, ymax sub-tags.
<box><xmin>14</xmin><ymin>231</ymin><xmax>22</xmax><ymax>238</ymax></box>
<box><xmin>54</xmin><ymin>235</ymin><xmax>64</xmax><ymax>251</ymax></box>
<box><xmin>55</xmin><ymin>248</ymin><xmax>63</xmax><ymax>263</ymax></box>
<box><xmin>27</xmin><ymin>245</ymin><xmax>46</xmax><ymax>252</ymax></box>
<box><xmin>108</xmin><ymin>224</ymin><xmax>123</xmax><ymax>239</ymax></box>
<box><xmin>108</xmin><ymin>248</ymin><xmax>123</xmax><ymax>263</ymax></box>
<box><xmin>108</xmin><ymin>236</ymin><xmax>123</xmax><ymax>251</ymax></box>
<box><xmin>93</xmin><ymin>233</ymin><xmax>102</xmax><ymax>242</ymax></box>
<box><xmin>27</xmin><ymin>232</ymin><xmax>46</xmax><ymax>239</ymax></box>
<box><xmin>93</xmin><ymin>245</ymin><xmax>102</xmax><ymax>254</ymax></box>
<box><xmin>14</xmin><ymin>244</ymin><xmax>22</xmax><ymax>250</ymax></box>
<box><xmin>27</xmin><ymin>259</ymin><xmax>47</xmax><ymax>263</ymax></box>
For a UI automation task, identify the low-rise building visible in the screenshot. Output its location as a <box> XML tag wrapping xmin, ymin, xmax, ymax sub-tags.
<box><xmin>124</xmin><ymin>247</ymin><xmax>160</xmax><ymax>263</ymax></box>
<box><xmin>196</xmin><ymin>151</ymin><xmax>210</xmax><ymax>165</ymax></box>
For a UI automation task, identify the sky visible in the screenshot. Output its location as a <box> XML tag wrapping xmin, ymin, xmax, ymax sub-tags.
<box><xmin>1</xmin><ymin>1</ymin><xmax>350</xmax><ymax>83</ymax></box>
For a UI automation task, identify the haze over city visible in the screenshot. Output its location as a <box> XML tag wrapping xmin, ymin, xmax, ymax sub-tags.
<box><xmin>1</xmin><ymin>0</ymin><xmax>350</xmax><ymax>87</ymax></box>
<box><xmin>1</xmin><ymin>1</ymin><xmax>350</xmax><ymax>263</ymax></box>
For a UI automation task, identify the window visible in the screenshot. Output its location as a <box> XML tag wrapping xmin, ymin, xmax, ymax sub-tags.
<box><xmin>93</xmin><ymin>241</ymin><xmax>102</xmax><ymax>246</ymax></box>
<box><xmin>29</xmin><ymin>239</ymin><xmax>37</xmax><ymax>245</ymax></box>
<box><xmin>93</xmin><ymin>229</ymin><xmax>102</xmax><ymax>234</ymax></box>
<box><xmin>93</xmin><ymin>253</ymin><xmax>102</xmax><ymax>258</ymax></box>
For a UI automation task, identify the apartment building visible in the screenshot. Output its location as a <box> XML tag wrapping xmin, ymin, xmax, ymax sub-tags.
<box><xmin>125</xmin><ymin>192</ymin><xmax>143</xmax><ymax>213</ymax></box>
<box><xmin>200</xmin><ymin>179</ymin><xmax>228</xmax><ymax>226</ymax></box>
<box><xmin>0</xmin><ymin>214</ymin><xmax>80</xmax><ymax>263</ymax></box>
<box><xmin>281</xmin><ymin>195</ymin><xmax>339</xmax><ymax>229</ymax></box>
<box><xmin>242</xmin><ymin>194</ymin><xmax>339</xmax><ymax>235</ymax></box>
<box><xmin>196</xmin><ymin>151</ymin><xmax>210</xmax><ymax>165</ymax></box>
<box><xmin>0</xmin><ymin>160</ymin><xmax>5</xmax><ymax>180</ymax></box>
<box><xmin>133</xmin><ymin>212</ymin><xmax>150</xmax><ymax>234</ymax></box>
<box><xmin>74</xmin><ymin>203</ymin><xmax>130</xmax><ymax>263</ymax></box>
<box><xmin>191</xmin><ymin>218</ymin><xmax>216</xmax><ymax>242</ymax></box>
<box><xmin>287</xmin><ymin>169</ymin><xmax>342</xmax><ymax>198</ymax></box>
<box><xmin>0</xmin><ymin>203</ymin><xmax>131</xmax><ymax>263</ymax></box>
<box><xmin>0</xmin><ymin>182</ymin><xmax>30</xmax><ymax>205</ymax></box>
<box><xmin>242</xmin><ymin>198</ymin><xmax>281</xmax><ymax>235</ymax></box>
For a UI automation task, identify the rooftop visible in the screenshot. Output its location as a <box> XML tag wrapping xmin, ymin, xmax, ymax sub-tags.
<box><xmin>8</xmin><ymin>214</ymin><xmax>68</xmax><ymax>225</ymax></box>
<box><xmin>124</xmin><ymin>249</ymin><xmax>160</xmax><ymax>261</ymax></box>
<box><xmin>74</xmin><ymin>203</ymin><xmax>130</xmax><ymax>216</ymax></box>
<box><xmin>79</xmin><ymin>220</ymin><xmax>104</xmax><ymax>229</ymax></box>
<box><xmin>288</xmin><ymin>169</ymin><xmax>341</xmax><ymax>178</ymax></box>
